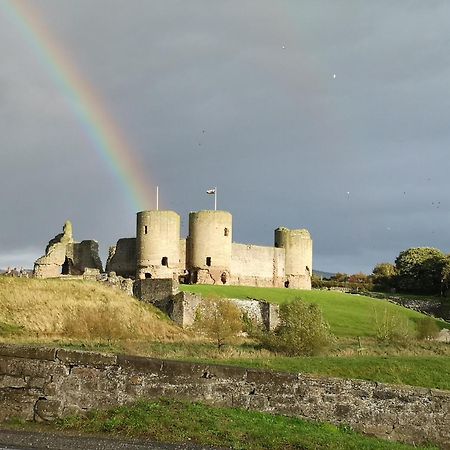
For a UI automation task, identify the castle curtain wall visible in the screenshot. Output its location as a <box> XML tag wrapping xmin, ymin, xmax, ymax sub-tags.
<box><xmin>230</xmin><ymin>243</ymin><xmax>285</xmax><ymax>288</ymax></box>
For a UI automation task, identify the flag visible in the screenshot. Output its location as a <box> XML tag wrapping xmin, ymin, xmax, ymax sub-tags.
<box><xmin>206</xmin><ymin>188</ymin><xmax>216</xmax><ymax>194</ymax></box>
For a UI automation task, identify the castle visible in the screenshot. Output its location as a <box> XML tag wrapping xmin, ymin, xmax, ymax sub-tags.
<box><xmin>34</xmin><ymin>210</ymin><xmax>313</xmax><ymax>290</ymax></box>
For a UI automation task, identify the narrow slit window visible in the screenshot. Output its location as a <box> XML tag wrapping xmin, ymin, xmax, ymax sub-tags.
<box><xmin>161</xmin><ymin>257</ymin><xmax>168</xmax><ymax>266</ymax></box>
<box><xmin>144</xmin><ymin>225</ymin><xmax>148</xmax><ymax>235</ymax></box>
<box><xmin>206</xmin><ymin>257</ymin><xmax>212</xmax><ymax>267</ymax></box>
<box><xmin>224</xmin><ymin>228</ymin><xmax>229</xmax><ymax>237</ymax></box>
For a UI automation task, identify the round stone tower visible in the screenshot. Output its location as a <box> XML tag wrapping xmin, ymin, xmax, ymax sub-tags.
<box><xmin>274</xmin><ymin>227</ymin><xmax>313</xmax><ymax>289</ymax></box>
<box><xmin>187</xmin><ymin>210</ymin><xmax>232</xmax><ymax>284</ymax></box>
<box><xmin>136</xmin><ymin>210</ymin><xmax>181</xmax><ymax>280</ymax></box>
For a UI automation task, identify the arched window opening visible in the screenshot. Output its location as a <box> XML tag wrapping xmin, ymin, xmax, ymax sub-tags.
<box><xmin>206</xmin><ymin>257</ymin><xmax>212</xmax><ymax>267</ymax></box>
<box><xmin>161</xmin><ymin>257</ymin><xmax>168</xmax><ymax>266</ymax></box>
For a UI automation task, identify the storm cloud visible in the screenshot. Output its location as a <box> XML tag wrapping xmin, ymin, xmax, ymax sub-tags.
<box><xmin>1</xmin><ymin>0</ymin><xmax>450</xmax><ymax>273</ymax></box>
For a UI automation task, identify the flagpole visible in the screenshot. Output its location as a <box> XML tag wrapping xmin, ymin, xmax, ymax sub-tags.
<box><xmin>156</xmin><ymin>186</ymin><xmax>159</xmax><ymax>211</ymax></box>
<box><xmin>215</xmin><ymin>187</ymin><xmax>217</xmax><ymax>211</ymax></box>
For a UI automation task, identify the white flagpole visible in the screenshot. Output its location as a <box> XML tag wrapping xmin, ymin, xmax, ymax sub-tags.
<box><xmin>156</xmin><ymin>186</ymin><xmax>159</xmax><ymax>211</ymax></box>
<box><xmin>214</xmin><ymin>187</ymin><xmax>217</xmax><ymax>211</ymax></box>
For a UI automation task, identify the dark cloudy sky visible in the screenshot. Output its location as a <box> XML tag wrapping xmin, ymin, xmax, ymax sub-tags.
<box><xmin>1</xmin><ymin>0</ymin><xmax>450</xmax><ymax>274</ymax></box>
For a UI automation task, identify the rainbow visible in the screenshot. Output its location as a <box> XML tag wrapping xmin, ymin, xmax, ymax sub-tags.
<box><xmin>1</xmin><ymin>0</ymin><xmax>154</xmax><ymax>212</ymax></box>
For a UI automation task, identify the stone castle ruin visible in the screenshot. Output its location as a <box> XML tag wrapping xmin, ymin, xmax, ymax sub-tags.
<box><xmin>33</xmin><ymin>220</ymin><xmax>102</xmax><ymax>278</ymax></box>
<box><xmin>34</xmin><ymin>210</ymin><xmax>313</xmax><ymax>290</ymax></box>
<box><xmin>107</xmin><ymin>209</ymin><xmax>313</xmax><ymax>289</ymax></box>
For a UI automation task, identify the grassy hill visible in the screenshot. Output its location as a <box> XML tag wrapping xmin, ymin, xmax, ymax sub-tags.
<box><xmin>180</xmin><ymin>284</ymin><xmax>449</xmax><ymax>338</ymax></box>
<box><xmin>0</xmin><ymin>277</ymin><xmax>185</xmax><ymax>343</ymax></box>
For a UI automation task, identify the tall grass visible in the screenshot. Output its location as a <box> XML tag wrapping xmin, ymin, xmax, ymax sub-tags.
<box><xmin>0</xmin><ymin>277</ymin><xmax>185</xmax><ymax>342</ymax></box>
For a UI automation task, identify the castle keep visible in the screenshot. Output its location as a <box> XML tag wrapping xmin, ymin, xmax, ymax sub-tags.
<box><xmin>107</xmin><ymin>209</ymin><xmax>313</xmax><ymax>289</ymax></box>
<box><xmin>34</xmin><ymin>210</ymin><xmax>313</xmax><ymax>290</ymax></box>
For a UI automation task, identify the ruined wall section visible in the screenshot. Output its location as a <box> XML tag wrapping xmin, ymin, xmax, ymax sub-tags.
<box><xmin>67</xmin><ymin>241</ymin><xmax>103</xmax><ymax>275</ymax></box>
<box><xmin>33</xmin><ymin>221</ymin><xmax>102</xmax><ymax>278</ymax></box>
<box><xmin>136</xmin><ymin>211</ymin><xmax>181</xmax><ymax>280</ymax></box>
<box><xmin>230</xmin><ymin>243</ymin><xmax>285</xmax><ymax>287</ymax></box>
<box><xmin>0</xmin><ymin>345</ymin><xmax>448</xmax><ymax>447</ymax></box>
<box><xmin>106</xmin><ymin>238</ymin><xmax>136</xmax><ymax>278</ymax></box>
<box><xmin>275</xmin><ymin>227</ymin><xmax>312</xmax><ymax>290</ymax></box>
<box><xmin>187</xmin><ymin>211</ymin><xmax>232</xmax><ymax>284</ymax></box>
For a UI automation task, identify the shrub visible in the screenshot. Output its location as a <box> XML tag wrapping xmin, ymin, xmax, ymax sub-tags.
<box><xmin>194</xmin><ymin>298</ymin><xmax>244</xmax><ymax>350</ymax></box>
<box><xmin>256</xmin><ymin>300</ymin><xmax>333</xmax><ymax>356</ymax></box>
<box><xmin>374</xmin><ymin>308</ymin><xmax>412</xmax><ymax>344</ymax></box>
<box><xmin>416</xmin><ymin>317</ymin><xmax>440</xmax><ymax>340</ymax></box>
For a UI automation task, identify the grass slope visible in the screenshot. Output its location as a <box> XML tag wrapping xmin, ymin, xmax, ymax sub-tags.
<box><xmin>57</xmin><ymin>399</ymin><xmax>437</xmax><ymax>450</ymax></box>
<box><xmin>181</xmin><ymin>285</ymin><xmax>448</xmax><ymax>337</ymax></box>
<box><xmin>0</xmin><ymin>277</ymin><xmax>185</xmax><ymax>342</ymax></box>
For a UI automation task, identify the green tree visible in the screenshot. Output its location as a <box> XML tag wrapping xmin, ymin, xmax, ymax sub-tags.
<box><xmin>256</xmin><ymin>300</ymin><xmax>334</xmax><ymax>356</ymax></box>
<box><xmin>194</xmin><ymin>298</ymin><xmax>243</xmax><ymax>350</ymax></box>
<box><xmin>372</xmin><ymin>263</ymin><xmax>397</xmax><ymax>291</ymax></box>
<box><xmin>395</xmin><ymin>247</ymin><xmax>447</xmax><ymax>294</ymax></box>
<box><xmin>331</xmin><ymin>272</ymin><xmax>348</xmax><ymax>283</ymax></box>
<box><xmin>440</xmin><ymin>255</ymin><xmax>450</xmax><ymax>295</ymax></box>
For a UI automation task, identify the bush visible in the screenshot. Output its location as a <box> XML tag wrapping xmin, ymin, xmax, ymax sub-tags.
<box><xmin>374</xmin><ymin>308</ymin><xmax>412</xmax><ymax>344</ymax></box>
<box><xmin>256</xmin><ymin>300</ymin><xmax>333</xmax><ymax>356</ymax></box>
<box><xmin>416</xmin><ymin>317</ymin><xmax>440</xmax><ymax>340</ymax></box>
<box><xmin>194</xmin><ymin>298</ymin><xmax>243</xmax><ymax>350</ymax></box>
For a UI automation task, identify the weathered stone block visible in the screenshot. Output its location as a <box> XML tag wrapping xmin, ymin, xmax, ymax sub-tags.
<box><xmin>0</xmin><ymin>375</ymin><xmax>27</xmax><ymax>389</ymax></box>
<box><xmin>161</xmin><ymin>360</ymin><xmax>201</xmax><ymax>378</ymax></box>
<box><xmin>26</xmin><ymin>376</ymin><xmax>49</xmax><ymax>389</ymax></box>
<box><xmin>117</xmin><ymin>355</ymin><xmax>162</xmax><ymax>374</ymax></box>
<box><xmin>0</xmin><ymin>345</ymin><xmax>57</xmax><ymax>361</ymax></box>
<box><xmin>0</xmin><ymin>357</ymin><xmax>67</xmax><ymax>378</ymax></box>
<box><xmin>246</xmin><ymin>369</ymin><xmax>297</xmax><ymax>386</ymax></box>
<box><xmin>57</xmin><ymin>349</ymin><xmax>117</xmax><ymax>367</ymax></box>
<box><xmin>0</xmin><ymin>389</ymin><xmax>38</xmax><ymax>421</ymax></box>
<box><xmin>35</xmin><ymin>398</ymin><xmax>64</xmax><ymax>421</ymax></box>
<box><xmin>199</xmin><ymin>364</ymin><xmax>247</xmax><ymax>381</ymax></box>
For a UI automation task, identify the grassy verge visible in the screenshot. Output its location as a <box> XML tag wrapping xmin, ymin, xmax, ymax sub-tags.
<box><xmin>54</xmin><ymin>399</ymin><xmax>437</xmax><ymax>450</ymax></box>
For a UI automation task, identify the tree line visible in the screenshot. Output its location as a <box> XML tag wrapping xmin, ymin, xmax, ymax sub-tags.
<box><xmin>313</xmin><ymin>247</ymin><xmax>450</xmax><ymax>296</ymax></box>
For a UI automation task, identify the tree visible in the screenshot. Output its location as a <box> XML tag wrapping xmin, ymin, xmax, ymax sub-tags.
<box><xmin>395</xmin><ymin>247</ymin><xmax>447</xmax><ymax>294</ymax></box>
<box><xmin>347</xmin><ymin>272</ymin><xmax>370</xmax><ymax>284</ymax></box>
<box><xmin>194</xmin><ymin>298</ymin><xmax>243</xmax><ymax>350</ymax></box>
<box><xmin>372</xmin><ymin>263</ymin><xmax>397</xmax><ymax>291</ymax></box>
<box><xmin>256</xmin><ymin>300</ymin><xmax>334</xmax><ymax>356</ymax></box>
<box><xmin>331</xmin><ymin>273</ymin><xmax>348</xmax><ymax>283</ymax></box>
<box><xmin>440</xmin><ymin>255</ymin><xmax>450</xmax><ymax>296</ymax></box>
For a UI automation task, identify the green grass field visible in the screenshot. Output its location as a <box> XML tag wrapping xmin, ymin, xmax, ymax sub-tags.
<box><xmin>181</xmin><ymin>285</ymin><xmax>449</xmax><ymax>337</ymax></box>
<box><xmin>55</xmin><ymin>399</ymin><xmax>437</xmax><ymax>450</ymax></box>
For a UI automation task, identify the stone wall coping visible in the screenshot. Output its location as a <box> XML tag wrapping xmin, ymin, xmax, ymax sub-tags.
<box><xmin>0</xmin><ymin>344</ymin><xmax>449</xmax><ymax>398</ymax></box>
<box><xmin>0</xmin><ymin>345</ymin><xmax>57</xmax><ymax>361</ymax></box>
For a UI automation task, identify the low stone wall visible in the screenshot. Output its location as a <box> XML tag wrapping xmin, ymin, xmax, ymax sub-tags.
<box><xmin>0</xmin><ymin>345</ymin><xmax>448</xmax><ymax>447</ymax></box>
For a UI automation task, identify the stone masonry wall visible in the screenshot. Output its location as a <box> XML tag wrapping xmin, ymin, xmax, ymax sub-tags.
<box><xmin>230</xmin><ymin>243</ymin><xmax>285</xmax><ymax>288</ymax></box>
<box><xmin>170</xmin><ymin>293</ymin><xmax>280</xmax><ymax>330</ymax></box>
<box><xmin>0</xmin><ymin>345</ymin><xmax>448</xmax><ymax>447</ymax></box>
